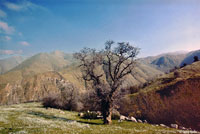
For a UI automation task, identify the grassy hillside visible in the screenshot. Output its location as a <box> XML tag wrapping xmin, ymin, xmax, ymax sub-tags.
<box><xmin>0</xmin><ymin>102</ymin><xmax>197</xmax><ymax>134</ymax></box>
<box><xmin>0</xmin><ymin>56</ymin><xmax>25</xmax><ymax>74</ymax></box>
<box><xmin>125</xmin><ymin>61</ymin><xmax>200</xmax><ymax>131</ymax></box>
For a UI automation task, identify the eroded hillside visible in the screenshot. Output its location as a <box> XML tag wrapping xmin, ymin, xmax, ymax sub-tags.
<box><xmin>0</xmin><ymin>71</ymin><xmax>78</xmax><ymax>105</ymax></box>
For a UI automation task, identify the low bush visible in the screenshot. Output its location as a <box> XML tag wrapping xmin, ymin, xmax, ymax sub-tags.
<box><xmin>42</xmin><ymin>83</ymin><xmax>82</xmax><ymax>111</ymax></box>
<box><xmin>111</xmin><ymin>113</ymin><xmax>120</xmax><ymax>120</ymax></box>
<box><xmin>82</xmin><ymin>111</ymin><xmax>98</xmax><ymax>119</ymax></box>
<box><xmin>42</xmin><ymin>93</ymin><xmax>62</xmax><ymax>109</ymax></box>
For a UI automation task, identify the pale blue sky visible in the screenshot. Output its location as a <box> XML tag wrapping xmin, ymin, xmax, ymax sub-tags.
<box><xmin>0</xmin><ymin>0</ymin><xmax>200</xmax><ymax>58</ymax></box>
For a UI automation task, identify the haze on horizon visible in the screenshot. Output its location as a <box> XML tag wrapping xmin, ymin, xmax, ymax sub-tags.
<box><xmin>0</xmin><ymin>0</ymin><xmax>200</xmax><ymax>58</ymax></box>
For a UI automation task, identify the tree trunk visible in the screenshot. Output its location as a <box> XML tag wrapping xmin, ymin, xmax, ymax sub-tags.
<box><xmin>104</xmin><ymin>110</ymin><xmax>112</xmax><ymax>124</ymax></box>
<box><xmin>102</xmin><ymin>99</ymin><xmax>112</xmax><ymax>124</ymax></box>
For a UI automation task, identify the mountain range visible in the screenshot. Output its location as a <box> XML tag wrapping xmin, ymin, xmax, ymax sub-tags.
<box><xmin>0</xmin><ymin>49</ymin><xmax>199</xmax><ymax>105</ymax></box>
<box><xmin>139</xmin><ymin>51</ymin><xmax>188</xmax><ymax>72</ymax></box>
<box><xmin>0</xmin><ymin>50</ymin><xmax>162</xmax><ymax>105</ymax></box>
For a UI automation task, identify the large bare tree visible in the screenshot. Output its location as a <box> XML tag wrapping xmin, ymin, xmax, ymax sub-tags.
<box><xmin>74</xmin><ymin>41</ymin><xmax>139</xmax><ymax>124</ymax></box>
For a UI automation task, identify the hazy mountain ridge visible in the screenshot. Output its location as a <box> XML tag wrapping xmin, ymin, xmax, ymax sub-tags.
<box><xmin>139</xmin><ymin>52</ymin><xmax>187</xmax><ymax>72</ymax></box>
<box><xmin>11</xmin><ymin>51</ymin><xmax>71</xmax><ymax>73</ymax></box>
<box><xmin>0</xmin><ymin>56</ymin><xmax>25</xmax><ymax>74</ymax></box>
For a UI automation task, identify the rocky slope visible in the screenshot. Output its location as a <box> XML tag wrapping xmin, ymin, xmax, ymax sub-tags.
<box><xmin>0</xmin><ymin>71</ymin><xmax>77</xmax><ymax>105</ymax></box>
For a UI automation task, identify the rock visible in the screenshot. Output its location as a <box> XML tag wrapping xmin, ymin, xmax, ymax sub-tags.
<box><xmin>118</xmin><ymin>120</ymin><xmax>123</xmax><ymax>122</ymax></box>
<box><xmin>138</xmin><ymin>119</ymin><xmax>143</xmax><ymax>123</ymax></box>
<box><xmin>78</xmin><ymin>112</ymin><xmax>84</xmax><ymax>117</ymax></box>
<box><xmin>96</xmin><ymin>111</ymin><xmax>101</xmax><ymax>116</ymax></box>
<box><xmin>160</xmin><ymin>124</ymin><xmax>167</xmax><ymax>127</ymax></box>
<box><xmin>171</xmin><ymin>124</ymin><xmax>178</xmax><ymax>129</ymax></box>
<box><xmin>59</xmin><ymin>111</ymin><xmax>65</xmax><ymax>114</ymax></box>
<box><xmin>143</xmin><ymin>120</ymin><xmax>147</xmax><ymax>123</ymax></box>
<box><xmin>120</xmin><ymin>115</ymin><xmax>126</xmax><ymax>120</ymax></box>
<box><xmin>125</xmin><ymin>117</ymin><xmax>131</xmax><ymax>121</ymax></box>
<box><xmin>130</xmin><ymin>117</ymin><xmax>137</xmax><ymax>122</ymax></box>
<box><xmin>125</xmin><ymin>117</ymin><xmax>129</xmax><ymax>121</ymax></box>
<box><xmin>97</xmin><ymin>115</ymin><xmax>103</xmax><ymax>119</ymax></box>
<box><xmin>179</xmin><ymin>126</ymin><xmax>186</xmax><ymax>130</ymax></box>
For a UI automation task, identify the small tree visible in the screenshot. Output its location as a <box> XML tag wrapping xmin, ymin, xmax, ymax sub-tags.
<box><xmin>74</xmin><ymin>41</ymin><xmax>139</xmax><ymax>124</ymax></box>
<box><xmin>194</xmin><ymin>56</ymin><xmax>199</xmax><ymax>62</ymax></box>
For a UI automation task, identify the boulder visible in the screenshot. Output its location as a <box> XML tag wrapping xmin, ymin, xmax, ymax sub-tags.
<box><xmin>179</xmin><ymin>126</ymin><xmax>186</xmax><ymax>130</ymax></box>
<box><xmin>160</xmin><ymin>124</ymin><xmax>167</xmax><ymax>127</ymax></box>
<box><xmin>59</xmin><ymin>111</ymin><xmax>65</xmax><ymax>114</ymax></box>
<box><xmin>130</xmin><ymin>117</ymin><xmax>137</xmax><ymax>122</ymax></box>
<box><xmin>143</xmin><ymin>120</ymin><xmax>147</xmax><ymax>123</ymax></box>
<box><xmin>96</xmin><ymin>111</ymin><xmax>101</xmax><ymax>116</ymax></box>
<box><xmin>120</xmin><ymin>115</ymin><xmax>126</xmax><ymax>120</ymax></box>
<box><xmin>78</xmin><ymin>112</ymin><xmax>84</xmax><ymax>117</ymax></box>
<box><xmin>97</xmin><ymin>115</ymin><xmax>103</xmax><ymax>119</ymax></box>
<box><xmin>118</xmin><ymin>120</ymin><xmax>123</xmax><ymax>122</ymax></box>
<box><xmin>138</xmin><ymin>119</ymin><xmax>143</xmax><ymax>123</ymax></box>
<box><xmin>171</xmin><ymin>124</ymin><xmax>178</xmax><ymax>129</ymax></box>
<box><xmin>125</xmin><ymin>117</ymin><xmax>131</xmax><ymax>121</ymax></box>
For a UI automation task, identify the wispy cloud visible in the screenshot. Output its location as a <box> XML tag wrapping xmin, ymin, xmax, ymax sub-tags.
<box><xmin>0</xmin><ymin>36</ymin><xmax>11</xmax><ymax>41</ymax></box>
<box><xmin>4</xmin><ymin>2</ymin><xmax>22</xmax><ymax>11</ymax></box>
<box><xmin>5</xmin><ymin>36</ymin><xmax>11</xmax><ymax>41</ymax></box>
<box><xmin>19</xmin><ymin>41</ymin><xmax>30</xmax><ymax>46</ymax></box>
<box><xmin>0</xmin><ymin>50</ymin><xmax>23</xmax><ymax>55</ymax></box>
<box><xmin>0</xmin><ymin>9</ymin><xmax>7</xmax><ymax>18</ymax></box>
<box><xmin>4</xmin><ymin>1</ymin><xmax>47</xmax><ymax>12</ymax></box>
<box><xmin>0</xmin><ymin>21</ymin><xmax>15</xmax><ymax>34</ymax></box>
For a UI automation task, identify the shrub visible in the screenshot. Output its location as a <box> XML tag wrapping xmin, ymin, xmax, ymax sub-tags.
<box><xmin>81</xmin><ymin>90</ymin><xmax>101</xmax><ymax>111</ymax></box>
<box><xmin>174</xmin><ymin>71</ymin><xmax>180</xmax><ymax>78</ymax></box>
<box><xmin>42</xmin><ymin>83</ymin><xmax>82</xmax><ymax>111</ymax></box>
<box><xmin>111</xmin><ymin>113</ymin><xmax>120</xmax><ymax>120</ymax></box>
<box><xmin>194</xmin><ymin>56</ymin><xmax>199</xmax><ymax>62</ymax></box>
<box><xmin>82</xmin><ymin>111</ymin><xmax>98</xmax><ymax>119</ymax></box>
<box><xmin>42</xmin><ymin>93</ymin><xmax>62</xmax><ymax>109</ymax></box>
<box><xmin>60</xmin><ymin>84</ymin><xmax>80</xmax><ymax>111</ymax></box>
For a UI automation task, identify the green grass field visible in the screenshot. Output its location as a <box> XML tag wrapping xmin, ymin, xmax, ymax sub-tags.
<box><xmin>0</xmin><ymin>103</ymin><xmax>198</xmax><ymax>134</ymax></box>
